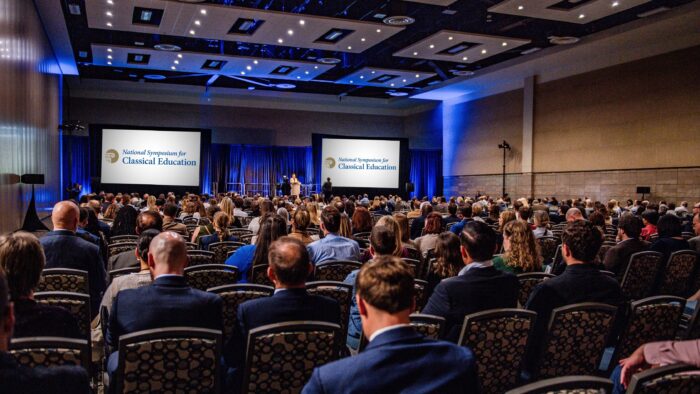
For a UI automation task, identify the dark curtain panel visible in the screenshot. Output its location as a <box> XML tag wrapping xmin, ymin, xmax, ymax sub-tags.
<box><xmin>62</xmin><ymin>135</ymin><xmax>91</xmax><ymax>198</ymax></box>
<box><xmin>409</xmin><ymin>149</ymin><xmax>442</xmax><ymax>199</ymax></box>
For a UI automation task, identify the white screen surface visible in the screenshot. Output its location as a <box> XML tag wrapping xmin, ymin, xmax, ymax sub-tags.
<box><xmin>101</xmin><ymin>129</ymin><xmax>201</xmax><ymax>186</ymax></box>
<box><xmin>321</xmin><ymin>138</ymin><xmax>401</xmax><ymax>188</ymax></box>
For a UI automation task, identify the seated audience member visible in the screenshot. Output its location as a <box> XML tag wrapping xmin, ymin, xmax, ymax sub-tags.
<box><xmin>565</xmin><ymin>207</ymin><xmax>585</xmax><ymax>222</ymax></box>
<box><xmin>425</xmin><ymin>232</ymin><xmax>463</xmax><ymax>297</ymax></box>
<box><xmin>248</xmin><ymin>200</ymin><xmax>273</xmax><ymax>235</ymax></box>
<box><xmin>525</xmin><ymin>221</ymin><xmax>624</xmax><ymax>366</ymax></box>
<box><xmin>224</xmin><ymin>237</ymin><xmax>340</xmax><ymax>367</ymax></box>
<box><xmin>410</xmin><ymin>202</ymin><xmax>434</xmax><ymax>239</ymax></box>
<box><xmin>517</xmin><ymin>206</ymin><xmax>533</xmax><ymax>227</ymax></box>
<box><xmin>40</xmin><ymin>201</ymin><xmax>106</xmax><ymax>318</ymax></box>
<box><xmin>308</xmin><ymin>206</ymin><xmax>360</xmax><ymax>264</ymax></box>
<box><xmin>532</xmin><ymin>210</ymin><xmax>553</xmax><ymax>238</ymax></box>
<box><xmin>640</xmin><ymin>210</ymin><xmax>659</xmax><ymax>241</ymax></box>
<box><xmin>302</xmin><ymin>256</ymin><xmax>479</xmax><ymax>394</ymax></box>
<box><xmin>106</xmin><ymin>232</ymin><xmax>222</xmax><ymax>376</ymax></box>
<box><xmin>393</xmin><ymin>213</ymin><xmax>417</xmax><ymax>250</ymax></box>
<box><xmin>493</xmin><ymin>220</ymin><xmax>543</xmax><ymax>275</ymax></box>
<box><xmin>76</xmin><ymin>207</ymin><xmax>100</xmax><ymax>246</ymax></box>
<box><xmin>226</xmin><ymin>214</ymin><xmax>287</xmax><ymax>282</ymax></box>
<box><xmin>103</xmin><ymin>203</ymin><xmax>119</xmax><ymax>220</ymax></box>
<box><xmin>449</xmin><ymin>204</ymin><xmax>474</xmax><ymax>236</ymax></box>
<box><xmin>611</xmin><ymin>339</ymin><xmax>700</xmax><ymax>394</ymax></box>
<box><xmin>199</xmin><ymin>212</ymin><xmax>239</xmax><ymax>250</ymax></box>
<box><xmin>690</xmin><ymin>213</ymin><xmax>700</xmax><ymax>253</ymax></box>
<box><xmin>307</xmin><ymin>203</ymin><xmax>321</xmax><ymax>228</ymax></box>
<box><xmin>232</xmin><ymin>197</ymin><xmax>248</xmax><ymax>218</ymax></box>
<box><xmin>486</xmin><ymin>204</ymin><xmax>501</xmax><ymax>225</ymax></box>
<box><xmin>0</xmin><ymin>274</ymin><xmax>90</xmax><ymax>394</ymax></box>
<box><xmin>179</xmin><ymin>201</ymin><xmax>200</xmax><ymax>219</ymax></box>
<box><xmin>191</xmin><ymin>204</ymin><xmax>222</xmax><ymax>243</ymax></box>
<box><xmin>289</xmin><ymin>208</ymin><xmax>315</xmax><ymax>246</ymax></box>
<box><xmin>443</xmin><ymin>203</ymin><xmax>461</xmax><ymax>226</ymax></box>
<box><xmin>110</xmin><ymin>204</ymin><xmax>139</xmax><ymax>236</ymax></box>
<box><xmin>351</xmin><ymin>207</ymin><xmax>373</xmax><ymax>235</ymax></box>
<box><xmin>588</xmin><ymin>211</ymin><xmax>606</xmax><ymax>232</ymax></box>
<box><xmin>498</xmin><ymin>209</ymin><xmax>517</xmax><ymax>232</ymax></box>
<box><xmin>373</xmin><ymin>201</ymin><xmax>391</xmax><ymax>216</ymax></box>
<box><xmin>422</xmin><ymin>221</ymin><xmax>519</xmax><ymax>342</ymax></box>
<box><xmin>414</xmin><ymin>212</ymin><xmax>443</xmax><ymax>255</ymax></box>
<box><xmin>109</xmin><ymin>211</ymin><xmax>163</xmax><ymax>271</ymax></box>
<box><xmin>0</xmin><ymin>232</ymin><xmax>80</xmax><ymax>339</ymax></box>
<box><xmin>603</xmin><ymin>214</ymin><xmax>649</xmax><ymax>280</ymax></box>
<box><xmin>161</xmin><ymin>203</ymin><xmax>188</xmax><ymax>237</ymax></box>
<box><xmin>649</xmin><ymin>214</ymin><xmax>690</xmax><ymax>262</ymax></box>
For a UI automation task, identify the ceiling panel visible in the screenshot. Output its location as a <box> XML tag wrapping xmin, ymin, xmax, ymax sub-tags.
<box><xmin>85</xmin><ymin>0</ymin><xmax>404</xmax><ymax>54</ymax></box>
<box><xmin>403</xmin><ymin>0</ymin><xmax>458</xmax><ymax>5</ymax></box>
<box><xmin>335</xmin><ymin>67</ymin><xmax>437</xmax><ymax>88</ymax></box>
<box><xmin>393</xmin><ymin>31</ymin><xmax>531</xmax><ymax>64</ymax></box>
<box><xmin>488</xmin><ymin>0</ymin><xmax>653</xmax><ymax>24</ymax></box>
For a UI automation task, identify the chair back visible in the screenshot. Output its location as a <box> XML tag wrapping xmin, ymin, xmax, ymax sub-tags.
<box><xmin>615</xmin><ymin>296</ymin><xmax>686</xmax><ymax>361</ymax></box>
<box><xmin>208</xmin><ymin>241</ymin><xmax>246</xmax><ymax>264</ymax></box>
<box><xmin>9</xmin><ymin>337</ymin><xmax>90</xmax><ymax>375</ymax></box>
<box><xmin>409</xmin><ymin>313</ymin><xmax>445</xmax><ymax>339</ymax></box>
<box><xmin>114</xmin><ymin>327</ymin><xmax>222</xmax><ymax>394</ymax></box>
<box><xmin>414</xmin><ymin>279</ymin><xmax>429</xmax><ymax>312</ymax></box>
<box><xmin>187</xmin><ymin>250</ymin><xmax>216</xmax><ymax>267</ymax></box>
<box><xmin>405</xmin><ymin>247</ymin><xmax>423</xmax><ymax>264</ymax></box>
<box><xmin>242</xmin><ymin>321</ymin><xmax>340</xmax><ymax>394</ymax></box>
<box><xmin>597</xmin><ymin>244</ymin><xmax>613</xmax><ymax>264</ymax></box>
<box><xmin>184</xmin><ymin>264</ymin><xmax>239</xmax><ymax>291</ymax></box>
<box><xmin>621</xmin><ymin>251</ymin><xmax>665</xmax><ymax>300</ymax></box>
<box><xmin>627</xmin><ymin>363</ymin><xmax>700</xmax><ymax>394</ymax></box>
<box><xmin>37</xmin><ymin>268</ymin><xmax>89</xmax><ymax>295</ymax></box>
<box><xmin>182</xmin><ymin>216</ymin><xmax>199</xmax><ymax>225</ymax></box>
<box><xmin>657</xmin><ymin>250</ymin><xmax>698</xmax><ymax>297</ymax></box>
<box><xmin>353</xmin><ymin>232</ymin><xmax>371</xmax><ymax>241</ymax></box>
<box><xmin>517</xmin><ymin>273</ymin><xmax>554</xmax><ymax>307</ymax></box>
<box><xmin>681</xmin><ymin>231</ymin><xmax>695</xmax><ymax>241</ymax></box>
<box><xmin>249</xmin><ymin>264</ymin><xmax>273</xmax><ymax>286</ymax></box>
<box><xmin>683</xmin><ymin>303</ymin><xmax>700</xmax><ymax>340</ymax></box>
<box><xmin>314</xmin><ymin>260</ymin><xmax>362</xmax><ymax>282</ymax></box>
<box><xmin>306</xmin><ymin>281</ymin><xmax>353</xmax><ymax>346</ymax></box>
<box><xmin>109</xmin><ymin>235</ymin><xmax>138</xmax><ymax>244</ymax></box>
<box><xmin>458</xmin><ymin>309</ymin><xmax>537</xmax><ymax>394</ymax></box>
<box><xmin>108</xmin><ymin>241</ymin><xmax>137</xmax><ymax>258</ymax></box>
<box><xmin>108</xmin><ymin>267</ymin><xmax>140</xmax><ymax>283</ymax></box>
<box><xmin>551</xmin><ymin>244</ymin><xmax>564</xmax><ymax>273</ymax></box>
<box><xmin>208</xmin><ymin>284</ymin><xmax>274</xmax><ymax>339</ymax></box>
<box><xmin>34</xmin><ymin>291</ymin><xmax>91</xmax><ymax>340</ymax></box>
<box><xmin>239</xmin><ymin>234</ymin><xmax>254</xmax><ymax>245</ymax></box>
<box><xmin>537</xmin><ymin>236</ymin><xmax>559</xmax><ymax>265</ymax></box>
<box><xmin>535</xmin><ymin>302</ymin><xmax>618</xmax><ymax>379</ymax></box>
<box><xmin>185</xmin><ymin>242</ymin><xmax>198</xmax><ymax>250</ymax></box>
<box><xmin>504</xmin><ymin>375</ymin><xmax>613</xmax><ymax>394</ymax></box>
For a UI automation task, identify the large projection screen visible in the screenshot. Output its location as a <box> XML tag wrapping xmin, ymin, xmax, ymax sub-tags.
<box><xmin>100</xmin><ymin>129</ymin><xmax>202</xmax><ymax>187</ymax></box>
<box><xmin>321</xmin><ymin>137</ymin><xmax>402</xmax><ymax>189</ymax></box>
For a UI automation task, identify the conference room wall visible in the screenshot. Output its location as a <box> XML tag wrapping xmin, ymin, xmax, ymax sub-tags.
<box><xmin>67</xmin><ymin>98</ymin><xmax>442</xmax><ymax>150</ymax></box>
<box><xmin>0</xmin><ymin>0</ymin><xmax>61</xmax><ymax>234</ymax></box>
<box><xmin>444</xmin><ymin>45</ymin><xmax>700</xmax><ymax>203</ymax></box>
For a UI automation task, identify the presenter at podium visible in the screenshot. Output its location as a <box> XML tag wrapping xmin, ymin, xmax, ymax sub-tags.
<box><xmin>290</xmin><ymin>172</ymin><xmax>301</xmax><ymax>198</ymax></box>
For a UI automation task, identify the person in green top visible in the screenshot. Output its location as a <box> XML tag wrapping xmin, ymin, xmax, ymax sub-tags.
<box><xmin>493</xmin><ymin>220</ymin><xmax>543</xmax><ymax>274</ymax></box>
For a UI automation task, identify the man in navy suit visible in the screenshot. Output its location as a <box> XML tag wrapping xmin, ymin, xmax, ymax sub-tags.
<box><xmin>106</xmin><ymin>231</ymin><xmax>223</xmax><ymax>376</ymax></box>
<box><xmin>303</xmin><ymin>256</ymin><xmax>479</xmax><ymax>393</ymax></box>
<box><xmin>40</xmin><ymin>201</ymin><xmax>107</xmax><ymax>318</ymax></box>
<box><xmin>224</xmin><ymin>236</ymin><xmax>340</xmax><ymax>367</ymax></box>
<box><xmin>422</xmin><ymin>220</ymin><xmax>519</xmax><ymax>342</ymax></box>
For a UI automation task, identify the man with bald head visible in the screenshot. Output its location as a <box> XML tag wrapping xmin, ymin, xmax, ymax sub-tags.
<box><xmin>105</xmin><ymin>232</ymin><xmax>222</xmax><ymax>376</ymax></box>
<box><xmin>41</xmin><ymin>201</ymin><xmax>106</xmax><ymax>317</ymax></box>
<box><xmin>566</xmin><ymin>207</ymin><xmax>585</xmax><ymax>222</ymax></box>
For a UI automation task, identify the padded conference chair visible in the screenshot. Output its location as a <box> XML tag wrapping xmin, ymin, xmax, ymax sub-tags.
<box><xmin>505</xmin><ymin>376</ymin><xmax>613</xmax><ymax>394</ymax></box>
<box><xmin>36</xmin><ymin>268</ymin><xmax>89</xmax><ymax>295</ymax></box>
<box><xmin>187</xmin><ymin>250</ymin><xmax>216</xmax><ymax>267</ymax></box>
<box><xmin>409</xmin><ymin>313</ymin><xmax>445</xmax><ymax>340</ymax></box>
<box><xmin>656</xmin><ymin>250</ymin><xmax>698</xmax><ymax>297</ymax></box>
<box><xmin>9</xmin><ymin>337</ymin><xmax>90</xmax><ymax>375</ymax></box>
<box><xmin>208</xmin><ymin>241</ymin><xmax>246</xmax><ymax>264</ymax></box>
<box><xmin>184</xmin><ymin>264</ymin><xmax>238</xmax><ymax>291</ymax></box>
<box><xmin>620</xmin><ymin>251</ymin><xmax>665</xmax><ymax>300</ymax></box>
<box><xmin>108</xmin><ymin>235</ymin><xmax>138</xmax><ymax>245</ymax></box>
<box><xmin>314</xmin><ymin>260</ymin><xmax>362</xmax><ymax>282</ymax></box>
<box><xmin>108</xmin><ymin>241</ymin><xmax>137</xmax><ymax>258</ymax></box>
<box><xmin>34</xmin><ymin>291</ymin><xmax>91</xmax><ymax>341</ymax></box>
<box><xmin>517</xmin><ymin>273</ymin><xmax>554</xmax><ymax>307</ymax></box>
<box><xmin>537</xmin><ymin>236</ymin><xmax>560</xmax><ymax>265</ymax></box>
<box><xmin>108</xmin><ymin>267</ymin><xmax>140</xmax><ymax>283</ymax></box>
<box><xmin>414</xmin><ymin>279</ymin><xmax>429</xmax><ymax>313</ymax></box>
<box><xmin>207</xmin><ymin>284</ymin><xmax>274</xmax><ymax>339</ymax></box>
<box><xmin>626</xmin><ymin>363</ymin><xmax>700</xmax><ymax>393</ymax></box>
<box><xmin>306</xmin><ymin>281</ymin><xmax>353</xmax><ymax>347</ymax></box>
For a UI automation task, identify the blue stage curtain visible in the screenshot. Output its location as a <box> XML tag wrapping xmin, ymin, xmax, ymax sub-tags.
<box><xmin>61</xmin><ymin>135</ymin><xmax>91</xmax><ymax>197</ymax></box>
<box><xmin>409</xmin><ymin>149</ymin><xmax>442</xmax><ymax>199</ymax></box>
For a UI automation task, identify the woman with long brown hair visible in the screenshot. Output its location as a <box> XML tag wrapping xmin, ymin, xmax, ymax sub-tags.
<box><xmin>493</xmin><ymin>220</ymin><xmax>543</xmax><ymax>274</ymax></box>
<box><xmin>200</xmin><ymin>211</ymin><xmax>238</xmax><ymax>250</ymax></box>
<box><xmin>351</xmin><ymin>206</ymin><xmax>372</xmax><ymax>235</ymax></box>
<box><xmin>425</xmin><ymin>232</ymin><xmax>463</xmax><ymax>296</ymax></box>
<box><xmin>414</xmin><ymin>212</ymin><xmax>444</xmax><ymax>254</ymax></box>
<box><xmin>225</xmin><ymin>214</ymin><xmax>287</xmax><ymax>282</ymax></box>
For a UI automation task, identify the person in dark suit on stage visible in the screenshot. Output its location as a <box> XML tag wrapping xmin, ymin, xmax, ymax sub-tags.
<box><xmin>422</xmin><ymin>220</ymin><xmax>519</xmax><ymax>342</ymax></box>
<box><xmin>603</xmin><ymin>213</ymin><xmax>649</xmax><ymax>281</ymax></box>
<box><xmin>322</xmin><ymin>177</ymin><xmax>333</xmax><ymax>204</ymax></box>
<box><xmin>0</xmin><ymin>273</ymin><xmax>90</xmax><ymax>394</ymax></box>
<box><xmin>108</xmin><ymin>210</ymin><xmax>163</xmax><ymax>271</ymax></box>
<box><xmin>105</xmin><ymin>232</ymin><xmax>223</xmax><ymax>376</ymax></box>
<box><xmin>40</xmin><ymin>201</ymin><xmax>106</xmax><ymax>318</ymax></box>
<box><xmin>302</xmin><ymin>256</ymin><xmax>479</xmax><ymax>394</ymax></box>
<box><xmin>281</xmin><ymin>176</ymin><xmax>291</xmax><ymax>196</ymax></box>
<box><xmin>224</xmin><ymin>237</ymin><xmax>340</xmax><ymax>368</ymax></box>
<box><xmin>65</xmin><ymin>183</ymin><xmax>81</xmax><ymax>201</ymax></box>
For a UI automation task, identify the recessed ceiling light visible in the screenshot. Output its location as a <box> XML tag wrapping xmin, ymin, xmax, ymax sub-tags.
<box><xmin>361</xmin><ymin>38</ymin><xmax>366</xmax><ymax>42</ymax></box>
<box><xmin>105</xmin><ymin>11</ymin><xmax>112</xmax><ymax>17</ymax></box>
<box><xmin>371</xmin><ymin>71</ymin><xmax>376</xmax><ymax>74</ymax></box>
<box><xmin>347</xmin><ymin>46</ymin><xmax>352</xmax><ymax>50</ymax></box>
<box><xmin>174</xmin><ymin>60</ymin><xmax>179</xmax><ymax>64</ymax></box>
<box><xmin>154</xmin><ymin>44</ymin><xmax>182</xmax><ymax>51</ymax></box>
<box><xmin>107</xmin><ymin>48</ymin><xmax>112</xmax><ymax>52</ymax></box>
<box><xmin>107</xmin><ymin>0</ymin><xmax>113</xmax><ymax>4</ymax></box>
<box><xmin>578</xmin><ymin>14</ymin><xmax>586</xmax><ymax>19</ymax></box>
<box><xmin>402</xmin><ymin>79</ymin><xmax>407</xmax><ymax>83</ymax></box>
<box><xmin>178</xmin><ymin>54</ymin><xmax>183</xmax><ymax>58</ymax></box>
<box><xmin>517</xmin><ymin>5</ymin><xmax>524</xmax><ymax>10</ymax></box>
<box><xmin>383</xmin><ymin>16</ymin><xmax>415</xmax><ymax>26</ymax></box>
<box><xmin>253</xmin><ymin>60</ymin><xmax>258</xmax><ymax>64</ymax></box>
<box><xmin>296</xmin><ymin>76</ymin><xmax>300</xmax><ymax>79</ymax></box>
<box><xmin>413</xmin><ymin>51</ymin><xmax>418</xmax><ymax>56</ymax></box>
<box><xmin>287</xmin><ymin>29</ymin><xmax>294</xmax><ymax>36</ymax></box>
<box><xmin>107</xmin><ymin>55</ymin><xmax>112</xmax><ymax>59</ymax></box>
<box><xmin>189</xmin><ymin>30</ymin><xmax>196</xmax><ymax>35</ymax></box>
<box><xmin>200</xmin><ymin>9</ymin><xmax>206</xmax><ymax>15</ymax></box>
<box><xmin>612</xmin><ymin>1</ymin><xmax>619</xmax><ymax>6</ymax></box>
<box><xmin>448</xmin><ymin>36</ymin><xmax>454</xmax><ymax>40</ymax></box>
<box><xmin>390</xmin><ymin>83</ymin><xmax>395</xmax><ymax>87</ymax></box>
<box><xmin>277</xmin><ymin>38</ymin><xmax>284</xmax><ymax>44</ymax></box>
<box><xmin>360</xmin><ymin>76</ymin><xmax>364</xmax><ymax>79</ymax></box>
<box><xmin>481</xmin><ymin>49</ymin><xmax>487</xmax><ymax>54</ymax></box>
<box><xmin>106</xmin><ymin>22</ymin><xmax>112</xmax><ymax>27</ymax></box>
<box><xmin>246</xmin><ymin>65</ymin><xmax>252</xmax><ymax>70</ymax></box>
<box><xmin>415</xmin><ymin>74</ymin><xmax>420</xmax><ymax>78</ymax></box>
<box><xmin>462</xmin><ymin>56</ymin><xmax>468</xmax><ymax>61</ymax></box>
<box><xmin>388</xmin><ymin>91</ymin><xmax>409</xmax><ymax>97</ymax></box>
<box><xmin>299</xmin><ymin>20</ymin><xmax>305</xmax><ymax>26</ymax></box>
<box><xmin>350</xmin><ymin>80</ymin><xmax>354</xmax><ymax>83</ymax></box>
<box><xmin>171</xmin><ymin>66</ymin><xmax>176</xmax><ymax>70</ymax></box>
<box><xmin>305</xmin><ymin>71</ymin><xmax>309</xmax><ymax>75</ymax></box>
<box><xmin>376</xmin><ymin>29</ymin><xmax>382</xmax><ymax>33</ymax></box>
<box><xmin>317</xmin><ymin>57</ymin><xmax>341</xmax><ymax>64</ymax></box>
<box><xmin>314</xmin><ymin>65</ymin><xmax>318</xmax><ymax>69</ymax></box>
<box><xmin>429</xmin><ymin>44</ymin><xmax>435</xmax><ymax>49</ymax></box>
<box><xmin>241</xmin><ymin>71</ymin><xmax>246</xmax><ymax>75</ymax></box>
<box><xmin>107</xmin><ymin>61</ymin><xmax>112</xmax><ymax>65</ymax></box>
<box><xmin>502</xmin><ymin>42</ymin><xmax>508</xmax><ymax>46</ymax></box>
<box><xmin>194</xmin><ymin>20</ymin><xmax>201</xmax><ymax>26</ymax></box>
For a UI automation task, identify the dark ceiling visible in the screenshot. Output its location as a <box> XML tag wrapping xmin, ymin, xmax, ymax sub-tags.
<box><xmin>61</xmin><ymin>0</ymin><xmax>693</xmax><ymax>98</ymax></box>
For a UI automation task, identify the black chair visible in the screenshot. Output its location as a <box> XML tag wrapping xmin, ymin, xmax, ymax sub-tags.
<box><xmin>404</xmin><ymin>247</ymin><xmax>423</xmax><ymax>264</ymax></box>
<box><xmin>682</xmin><ymin>304</ymin><xmax>700</xmax><ymax>340</ymax></box>
<box><xmin>656</xmin><ymin>250</ymin><xmax>698</xmax><ymax>297</ymax></box>
<box><xmin>184</xmin><ymin>264</ymin><xmax>239</xmax><ymax>291</ymax></box>
<box><xmin>409</xmin><ymin>313</ymin><xmax>445</xmax><ymax>339</ymax></box>
<box><xmin>627</xmin><ymin>363</ymin><xmax>700</xmax><ymax>393</ymax></box>
<box><xmin>241</xmin><ymin>321</ymin><xmax>341</xmax><ymax>394</ymax></box>
<box><xmin>185</xmin><ymin>241</ymin><xmax>198</xmax><ymax>250</ymax></box>
<box><xmin>112</xmin><ymin>327</ymin><xmax>222</xmax><ymax>394</ymax></box>
<box><xmin>458</xmin><ymin>309</ymin><xmax>537</xmax><ymax>394</ymax></box>
<box><xmin>534</xmin><ymin>302</ymin><xmax>618</xmax><ymax>379</ymax></box>
<box><xmin>36</xmin><ymin>268</ymin><xmax>89</xmax><ymax>295</ymax></box>
<box><xmin>187</xmin><ymin>250</ymin><xmax>216</xmax><ymax>267</ymax></box>
<box><xmin>414</xmin><ymin>279</ymin><xmax>429</xmax><ymax>313</ymax></box>
<box><xmin>505</xmin><ymin>376</ymin><xmax>613</xmax><ymax>394</ymax></box>
<box><xmin>207</xmin><ymin>284</ymin><xmax>274</xmax><ymax>339</ymax></box>
<box><xmin>537</xmin><ymin>236</ymin><xmax>560</xmax><ymax>265</ymax></box>
<box><xmin>208</xmin><ymin>241</ymin><xmax>246</xmax><ymax>264</ymax></box>
<box><xmin>550</xmin><ymin>244</ymin><xmax>564</xmax><ymax>274</ymax></box>
<box><xmin>613</xmin><ymin>296</ymin><xmax>685</xmax><ymax>364</ymax></box>
<box><xmin>108</xmin><ymin>235</ymin><xmax>138</xmax><ymax>245</ymax></box>
<box><xmin>9</xmin><ymin>336</ymin><xmax>91</xmax><ymax>376</ymax></box>
<box><xmin>597</xmin><ymin>244</ymin><xmax>613</xmax><ymax>264</ymax></box>
<box><xmin>306</xmin><ymin>281</ymin><xmax>353</xmax><ymax>347</ymax></box>
<box><xmin>239</xmin><ymin>234</ymin><xmax>254</xmax><ymax>245</ymax></box>
<box><xmin>249</xmin><ymin>264</ymin><xmax>273</xmax><ymax>286</ymax></box>
<box><xmin>108</xmin><ymin>267</ymin><xmax>140</xmax><ymax>283</ymax></box>
<box><xmin>621</xmin><ymin>251</ymin><xmax>665</xmax><ymax>300</ymax></box>
<box><xmin>517</xmin><ymin>273</ymin><xmax>554</xmax><ymax>307</ymax></box>
<box><xmin>182</xmin><ymin>216</ymin><xmax>199</xmax><ymax>225</ymax></box>
<box><xmin>34</xmin><ymin>291</ymin><xmax>91</xmax><ymax>341</ymax></box>
<box><xmin>314</xmin><ymin>260</ymin><xmax>362</xmax><ymax>282</ymax></box>
<box><xmin>353</xmin><ymin>232</ymin><xmax>371</xmax><ymax>242</ymax></box>
<box><xmin>108</xmin><ymin>241</ymin><xmax>137</xmax><ymax>258</ymax></box>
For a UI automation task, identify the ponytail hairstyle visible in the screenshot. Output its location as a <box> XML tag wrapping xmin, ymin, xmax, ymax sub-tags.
<box><xmin>213</xmin><ymin>211</ymin><xmax>231</xmax><ymax>241</ymax></box>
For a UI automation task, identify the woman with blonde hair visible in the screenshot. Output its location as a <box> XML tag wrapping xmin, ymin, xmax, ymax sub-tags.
<box><xmin>307</xmin><ymin>203</ymin><xmax>321</xmax><ymax>227</ymax></box>
<box><xmin>493</xmin><ymin>220</ymin><xmax>543</xmax><ymax>274</ymax></box>
<box><xmin>498</xmin><ymin>210</ymin><xmax>517</xmax><ymax>232</ymax></box>
<box><xmin>141</xmin><ymin>195</ymin><xmax>157</xmax><ymax>213</ymax></box>
<box><xmin>290</xmin><ymin>208</ymin><xmax>315</xmax><ymax>245</ymax></box>
<box><xmin>200</xmin><ymin>211</ymin><xmax>238</xmax><ymax>250</ymax></box>
<box><xmin>393</xmin><ymin>213</ymin><xmax>416</xmax><ymax>249</ymax></box>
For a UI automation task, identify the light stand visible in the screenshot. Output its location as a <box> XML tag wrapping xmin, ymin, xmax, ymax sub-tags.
<box><xmin>498</xmin><ymin>140</ymin><xmax>511</xmax><ymax>198</ymax></box>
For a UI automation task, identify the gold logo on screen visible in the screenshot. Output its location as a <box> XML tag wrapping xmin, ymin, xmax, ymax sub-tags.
<box><xmin>105</xmin><ymin>149</ymin><xmax>119</xmax><ymax>164</ymax></box>
<box><xmin>324</xmin><ymin>157</ymin><xmax>336</xmax><ymax>169</ymax></box>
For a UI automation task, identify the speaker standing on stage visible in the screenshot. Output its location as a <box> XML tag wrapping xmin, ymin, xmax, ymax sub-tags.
<box><xmin>281</xmin><ymin>176</ymin><xmax>291</xmax><ymax>196</ymax></box>
<box><xmin>290</xmin><ymin>173</ymin><xmax>301</xmax><ymax>198</ymax></box>
<box><xmin>322</xmin><ymin>177</ymin><xmax>333</xmax><ymax>204</ymax></box>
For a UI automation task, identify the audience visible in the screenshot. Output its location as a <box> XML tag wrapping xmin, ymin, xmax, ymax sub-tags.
<box><xmin>423</xmin><ymin>221</ymin><xmax>519</xmax><ymax>342</ymax></box>
<box><xmin>0</xmin><ymin>232</ymin><xmax>80</xmax><ymax>339</ymax></box>
<box><xmin>248</xmin><ymin>200</ymin><xmax>273</xmax><ymax>235</ymax></box>
<box><xmin>640</xmin><ymin>210</ymin><xmax>659</xmax><ymax>241</ymax></box>
<box><xmin>603</xmin><ymin>214</ymin><xmax>648</xmax><ymax>280</ymax></box>
<box><xmin>109</xmin><ymin>210</ymin><xmax>163</xmax><ymax>270</ymax></box>
<box><xmin>414</xmin><ymin>212</ymin><xmax>443</xmax><ymax>254</ymax></box>
<box><xmin>351</xmin><ymin>206</ymin><xmax>373</xmax><ymax>235</ymax></box>
<box><xmin>302</xmin><ymin>256</ymin><xmax>479</xmax><ymax>393</ymax></box>
<box><xmin>690</xmin><ymin>212</ymin><xmax>700</xmax><ymax>253</ymax></box>
<box><xmin>410</xmin><ymin>202</ymin><xmax>434</xmax><ymax>239</ymax></box>
<box><xmin>493</xmin><ymin>220</ymin><xmax>543</xmax><ymax>274</ymax></box>
<box><xmin>307</xmin><ymin>206</ymin><xmax>360</xmax><ymax>264</ymax></box>
<box><xmin>161</xmin><ymin>203</ymin><xmax>188</xmax><ymax>237</ymax></box>
<box><xmin>565</xmin><ymin>207</ymin><xmax>584</xmax><ymax>222</ymax></box>
<box><xmin>425</xmin><ymin>232</ymin><xmax>463</xmax><ymax>296</ymax></box>
<box><xmin>226</xmin><ymin>214</ymin><xmax>287</xmax><ymax>282</ymax></box>
<box><xmin>448</xmin><ymin>203</ymin><xmax>473</xmax><ymax>236</ymax></box>
<box><xmin>110</xmin><ymin>204</ymin><xmax>139</xmax><ymax>236</ymax></box>
<box><xmin>40</xmin><ymin>201</ymin><xmax>106</xmax><ymax>318</ymax></box>
<box><xmin>532</xmin><ymin>210</ymin><xmax>553</xmax><ymax>238</ymax></box>
<box><xmin>393</xmin><ymin>213</ymin><xmax>416</xmax><ymax>250</ymax></box>
<box><xmin>289</xmin><ymin>208</ymin><xmax>315</xmax><ymax>245</ymax></box>
<box><xmin>649</xmin><ymin>214</ymin><xmax>690</xmax><ymax>262</ymax></box>
<box><xmin>200</xmin><ymin>212</ymin><xmax>238</xmax><ymax>250</ymax></box>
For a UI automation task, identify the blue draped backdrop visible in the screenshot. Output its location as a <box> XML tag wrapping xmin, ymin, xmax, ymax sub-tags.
<box><xmin>63</xmin><ymin>137</ymin><xmax>442</xmax><ymax>198</ymax></box>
